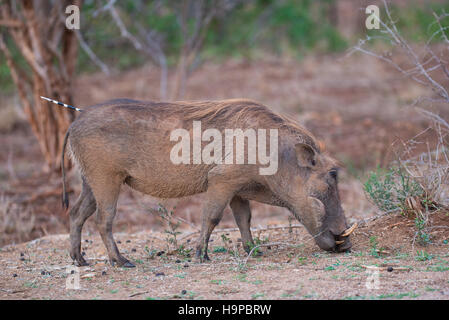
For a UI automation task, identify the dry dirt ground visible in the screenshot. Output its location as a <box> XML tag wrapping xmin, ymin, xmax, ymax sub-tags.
<box><xmin>1</xmin><ymin>213</ymin><xmax>449</xmax><ymax>300</ymax></box>
<box><xmin>1</xmin><ymin>54</ymin><xmax>448</xmax><ymax>299</ymax></box>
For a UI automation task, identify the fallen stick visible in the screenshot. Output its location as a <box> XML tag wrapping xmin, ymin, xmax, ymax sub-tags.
<box><xmin>179</xmin><ymin>224</ymin><xmax>304</xmax><ymax>241</ymax></box>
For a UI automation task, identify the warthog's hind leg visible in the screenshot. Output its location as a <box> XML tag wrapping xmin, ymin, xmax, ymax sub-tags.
<box><xmin>90</xmin><ymin>173</ymin><xmax>135</xmax><ymax>268</ymax></box>
<box><xmin>69</xmin><ymin>178</ymin><xmax>96</xmax><ymax>266</ymax></box>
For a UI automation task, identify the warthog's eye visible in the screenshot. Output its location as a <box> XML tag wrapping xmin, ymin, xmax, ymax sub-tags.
<box><xmin>329</xmin><ymin>169</ymin><xmax>338</xmax><ymax>180</ymax></box>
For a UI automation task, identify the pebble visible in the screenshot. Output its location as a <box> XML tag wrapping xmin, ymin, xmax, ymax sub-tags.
<box><xmin>175</xmin><ymin>259</ymin><xmax>181</xmax><ymax>263</ymax></box>
<box><xmin>126</xmin><ymin>240</ymin><xmax>131</xmax><ymax>243</ymax></box>
<box><xmin>387</xmin><ymin>266</ymin><xmax>393</xmax><ymax>272</ymax></box>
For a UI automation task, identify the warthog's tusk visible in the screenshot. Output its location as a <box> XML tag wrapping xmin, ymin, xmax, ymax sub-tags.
<box><xmin>335</xmin><ymin>240</ymin><xmax>345</xmax><ymax>245</ymax></box>
<box><xmin>341</xmin><ymin>223</ymin><xmax>357</xmax><ymax>237</ymax></box>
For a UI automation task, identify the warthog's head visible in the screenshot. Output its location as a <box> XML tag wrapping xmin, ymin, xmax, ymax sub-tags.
<box><xmin>275</xmin><ymin>143</ymin><xmax>355</xmax><ymax>252</ymax></box>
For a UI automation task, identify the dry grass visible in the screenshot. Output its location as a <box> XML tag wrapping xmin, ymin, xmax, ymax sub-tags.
<box><xmin>0</xmin><ymin>194</ymin><xmax>36</xmax><ymax>246</ymax></box>
<box><xmin>0</xmin><ymin>103</ymin><xmax>20</xmax><ymax>132</ymax></box>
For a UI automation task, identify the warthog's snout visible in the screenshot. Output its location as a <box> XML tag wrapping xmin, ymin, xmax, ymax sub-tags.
<box><xmin>314</xmin><ymin>223</ymin><xmax>356</xmax><ymax>252</ymax></box>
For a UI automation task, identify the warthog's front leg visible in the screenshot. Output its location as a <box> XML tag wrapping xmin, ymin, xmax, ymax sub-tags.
<box><xmin>196</xmin><ymin>167</ymin><xmax>247</xmax><ymax>262</ymax></box>
<box><xmin>195</xmin><ymin>190</ymin><xmax>231</xmax><ymax>262</ymax></box>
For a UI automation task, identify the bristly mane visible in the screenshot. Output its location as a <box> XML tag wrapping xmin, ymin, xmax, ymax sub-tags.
<box><xmin>172</xmin><ymin>99</ymin><xmax>322</xmax><ymax>152</ymax></box>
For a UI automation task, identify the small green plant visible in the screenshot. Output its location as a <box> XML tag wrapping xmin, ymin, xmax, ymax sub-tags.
<box><xmin>213</xmin><ymin>246</ymin><xmax>227</xmax><ymax>253</ymax></box>
<box><xmin>156</xmin><ymin>204</ymin><xmax>181</xmax><ymax>251</ymax></box>
<box><xmin>176</xmin><ymin>244</ymin><xmax>192</xmax><ymax>258</ymax></box>
<box><xmin>144</xmin><ymin>245</ymin><xmax>157</xmax><ymax>259</ymax></box>
<box><xmin>415</xmin><ymin>218</ymin><xmax>431</xmax><ymax>246</ymax></box>
<box><xmin>415</xmin><ymin>250</ymin><xmax>433</xmax><ymax>261</ymax></box>
<box><xmin>369</xmin><ymin>236</ymin><xmax>380</xmax><ymax>258</ymax></box>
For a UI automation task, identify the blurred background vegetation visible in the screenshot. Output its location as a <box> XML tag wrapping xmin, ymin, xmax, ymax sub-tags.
<box><xmin>2</xmin><ymin>0</ymin><xmax>449</xmax><ymax>94</ymax></box>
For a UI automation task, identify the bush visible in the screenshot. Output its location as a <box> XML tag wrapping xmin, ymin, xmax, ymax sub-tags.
<box><xmin>364</xmin><ymin>166</ymin><xmax>424</xmax><ymax>214</ymax></box>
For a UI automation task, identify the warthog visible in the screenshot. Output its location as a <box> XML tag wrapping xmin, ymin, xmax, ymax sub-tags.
<box><xmin>62</xmin><ymin>98</ymin><xmax>354</xmax><ymax>267</ymax></box>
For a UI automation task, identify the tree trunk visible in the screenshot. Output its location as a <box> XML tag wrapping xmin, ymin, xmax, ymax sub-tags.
<box><xmin>0</xmin><ymin>0</ymin><xmax>81</xmax><ymax>172</ymax></box>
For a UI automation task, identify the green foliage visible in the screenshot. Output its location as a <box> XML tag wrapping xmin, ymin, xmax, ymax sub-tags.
<box><xmin>205</xmin><ymin>0</ymin><xmax>346</xmax><ymax>58</ymax></box>
<box><xmin>415</xmin><ymin>250</ymin><xmax>433</xmax><ymax>261</ymax></box>
<box><xmin>415</xmin><ymin>218</ymin><xmax>431</xmax><ymax>246</ymax></box>
<box><xmin>364</xmin><ymin>166</ymin><xmax>423</xmax><ymax>213</ymax></box>
<box><xmin>157</xmin><ymin>204</ymin><xmax>181</xmax><ymax>250</ymax></box>
<box><xmin>393</xmin><ymin>3</ymin><xmax>449</xmax><ymax>43</ymax></box>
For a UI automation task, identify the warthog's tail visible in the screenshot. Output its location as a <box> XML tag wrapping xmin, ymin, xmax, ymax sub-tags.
<box><xmin>40</xmin><ymin>96</ymin><xmax>82</xmax><ymax>209</ymax></box>
<box><xmin>40</xmin><ymin>96</ymin><xmax>83</xmax><ymax>112</ymax></box>
<box><xmin>62</xmin><ymin>130</ymin><xmax>70</xmax><ymax>210</ymax></box>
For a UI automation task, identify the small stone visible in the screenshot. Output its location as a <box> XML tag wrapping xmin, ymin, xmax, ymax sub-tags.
<box><xmin>387</xmin><ymin>266</ymin><xmax>393</xmax><ymax>272</ymax></box>
<box><xmin>126</xmin><ymin>240</ymin><xmax>131</xmax><ymax>243</ymax></box>
<box><xmin>181</xmin><ymin>290</ymin><xmax>187</xmax><ymax>295</ymax></box>
<box><xmin>175</xmin><ymin>259</ymin><xmax>181</xmax><ymax>263</ymax></box>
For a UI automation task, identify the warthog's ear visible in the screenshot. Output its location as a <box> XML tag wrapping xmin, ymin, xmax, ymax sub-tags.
<box><xmin>295</xmin><ymin>143</ymin><xmax>317</xmax><ymax>168</ymax></box>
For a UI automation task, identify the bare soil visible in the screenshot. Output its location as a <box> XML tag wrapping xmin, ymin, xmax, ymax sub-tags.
<box><xmin>1</xmin><ymin>211</ymin><xmax>448</xmax><ymax>300</ymax></box>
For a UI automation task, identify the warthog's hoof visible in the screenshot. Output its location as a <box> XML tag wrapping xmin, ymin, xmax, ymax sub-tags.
<box><xmin>122</xmin><ymin>260</ymin><xmax>136</xmax><ymax>268</ymax></box>
<box><xmin>111</xmin><ymin>259</ymin><xmax>136</xmax><ymax>268</ymax></box>
<box><xmin>76</xmin><ymin>260</ymin><xmax>89</xmax><ymax>267</ymax></box>
<box><xmin>195</xmin><ymin>249</ymin><xmax>210</xmax><ymax>263</ymax></box>
<box><xmin>71</xmin><ymin>253</ymin><xmax>89</xmax><ymax>267</ymax></box>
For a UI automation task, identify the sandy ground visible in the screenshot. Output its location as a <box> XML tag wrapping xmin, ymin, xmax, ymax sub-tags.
<box><xmin>1</xmin><ymin>213</ymin><xmax>448</xmax><ymax>300</ymax></box>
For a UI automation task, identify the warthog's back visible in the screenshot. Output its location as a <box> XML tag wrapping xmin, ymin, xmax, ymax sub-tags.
<box><xmin>68</xmin><ymin>99</ymin><xmax>319</xmax><ymax>198</ymax></box>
